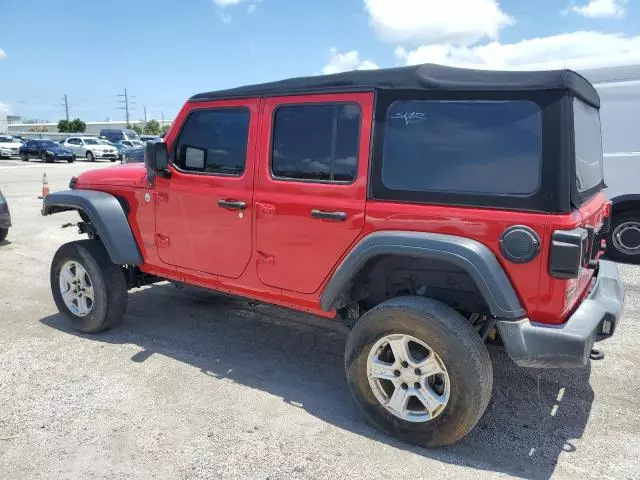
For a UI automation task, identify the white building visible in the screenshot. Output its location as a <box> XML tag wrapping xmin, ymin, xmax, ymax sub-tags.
<box><xmin>7</xmin><ymin>119</ymin><xmax>172</xmax><ymax>138</ymax></box>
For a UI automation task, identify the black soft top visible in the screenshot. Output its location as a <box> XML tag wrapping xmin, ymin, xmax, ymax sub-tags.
<box><xmin>190</xmin><ymin>63</ymin><xmax>600</xmax><ymax>108</ymax></box>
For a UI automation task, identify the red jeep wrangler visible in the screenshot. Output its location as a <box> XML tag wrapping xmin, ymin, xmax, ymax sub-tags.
<box><xmin>43</xmin><ymin>64</ymin><xmax>625</xmax><ymax>447</ymax></box>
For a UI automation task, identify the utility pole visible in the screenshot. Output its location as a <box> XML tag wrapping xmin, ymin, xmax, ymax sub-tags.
<box><xmin>143</xmin><ymin>106</ymin><xmax>147</xmax><ymax>126</ymax></box>
<box><xmin>62</xmin><ymin>94</ymin><xmax>69</xmax><ymax>121</ymax></box>
<box><xmin>161</xmin><ymin>112</ymin><xmax>165</xmax><ymax>127</ymax></box>
<box><xmin>116</xmin><ymin>88</ymin><xmax>136</xmax><ymax>126</ymax></box>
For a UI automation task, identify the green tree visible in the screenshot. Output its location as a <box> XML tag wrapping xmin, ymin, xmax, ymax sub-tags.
<box><xmin>129</xmin><ymin>124</ymin><xmax>143</xmax><ymax>135</ymax></box>
<box><xmin>57</xmin><ymin>119</ymin><xmax>70</xmax><ymax>133</ymax></box>
<box><xmin>160</xmin><ymin>124</ymin><xmax>170</xmax><ymax>135</ymax></box>
<box><xmin>68</xmin><ymin>118</ymin><xmax>86</xmax><ymax>133</ymax></box>
<box><xmin>144</xmin><ymin>119</ymin><xmax>161</xmax><ymax>135</ymax></box>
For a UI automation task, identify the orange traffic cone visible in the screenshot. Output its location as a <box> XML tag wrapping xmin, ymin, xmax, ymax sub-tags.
<box><xmin>38</xmin><ymin>173</ymin><xmax>50</xmax><ymax>199</ymax></box>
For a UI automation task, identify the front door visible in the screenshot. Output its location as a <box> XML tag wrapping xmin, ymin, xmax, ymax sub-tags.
<box><xmin>255</xmin><ymin>93</ymin><xmax>373</xmax><ymax>294</ymax></box>
<box><xmin>154</xmin><ymin>99</ymin><xmax>258</xmax><ymax>278</ymax></box>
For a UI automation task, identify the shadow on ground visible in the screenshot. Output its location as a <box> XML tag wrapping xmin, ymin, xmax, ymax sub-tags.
<box><xmin>41</xmin><ymin>283</ymin><xmax>594</xmax><ymax>479</ymax></box>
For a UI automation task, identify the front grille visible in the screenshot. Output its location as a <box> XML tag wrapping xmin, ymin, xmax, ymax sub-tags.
<box><xmin>10</xmin><ymin>148</ymin><xmax>19</xmax><ymax>154</ymax></box>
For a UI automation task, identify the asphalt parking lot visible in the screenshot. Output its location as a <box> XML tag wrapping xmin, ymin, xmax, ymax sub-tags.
<box><xmin>0</xmin><ymin>158</ymin><xmax>639</xmax><ymax>480</ymax></box>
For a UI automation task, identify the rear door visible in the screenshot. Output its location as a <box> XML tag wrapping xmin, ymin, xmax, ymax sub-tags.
<box><xmin>255</xmin><ymin>93</ymin><xmax>374</xmax><ymax>294</ymax></box>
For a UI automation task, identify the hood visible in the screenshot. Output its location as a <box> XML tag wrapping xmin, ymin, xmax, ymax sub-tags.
<box><xmin>0</xmin><ymin>142</ymin><xmax>23</xmax><ymax>149</ymax></box>
<box><xmin>46</xmin><ymin>145</ymin><xmax>73</xmax><ymax>154</ymax></box>
<box><xmin>90</xmin><ymin>144</ymin><xmax>115</xmax><ymax>151</ymax></box>
<box><xmin>75</xmin><ymin>163</ymin><xmax>148</xmax><ymax>188</ymax></box>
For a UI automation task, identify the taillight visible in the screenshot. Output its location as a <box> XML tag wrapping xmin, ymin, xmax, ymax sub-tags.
<box><xmin>549</xmin><ymin>228</ymin><xmax>588</xmax><ymax>279</ymax></box>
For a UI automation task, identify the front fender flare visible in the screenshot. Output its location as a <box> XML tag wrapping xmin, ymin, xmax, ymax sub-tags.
<box><xmin>42</xmin><ymin>190</ymin><xmax>142</xmax><ymax>265</ymax></box>
<box><xmin>320</xmin><ymin>231</ymin><xmax>525</xmax><ymax>319</ymax></box>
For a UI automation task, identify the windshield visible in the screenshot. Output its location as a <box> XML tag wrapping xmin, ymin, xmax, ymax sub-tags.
<box><xmin>574</xmin><ymin>98</ymin><xmax>604</xmax><ymax>193</ymax></box>
<box><xmin>0</xmin><ymin>137</ymin><xmax>14</xmax><ymax>143</ymax></box>
<box><xmin>83</xmin><ymin>139</ymin><xmax>100</xmax><ymax>145</ymax></box>
<box><xmin>40</xmin><ymin>141</ymin><xmax>58</xmax><ymax>148</ymax></box>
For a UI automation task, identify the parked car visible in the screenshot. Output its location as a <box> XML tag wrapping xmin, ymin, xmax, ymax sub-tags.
<box><xmin>20</xmin><ymin>139</ymin><xmax>75</xmax><ymax>163</ymax></box>
<box><xmin>61</xmin><ymin>137</ymin><xmax>118</xmax><ymax>162</ymax></box>
<box><xmin>97</xmin><ymin>138</ymin><xmax>125</xmax><ymax>160</ymax></box>
<box><xmin>0</xmin><ymin>135</ymin><xmax>23</xmax><ymax>158</ymax></box>
<box><xmin>42</xmin><ymin>64</ymin><xmax>624</xmax><ymax>448</ymax></box>
<box><xmin>99</xmin><ymin>128</ymin><xmax>140</xmax><ymax>143</ymax></box>
<box><xmin>122</xmin><ymin>145</ymin><xmax>144</xmax><ymax>163</ymax></box>
<box><xmin>140</xmin><ymin>135</ymin><xmax>161</xmax><ymax>142</ymax></box>
<box><xmin>0</xmin><ymin>190</ymin><xmax>10</xmax><ymax>242</ymax></box>
<box><xmin>117</xmin><ymin>139</ymin><xmax>144</xmax><ymax>148</ymax></box>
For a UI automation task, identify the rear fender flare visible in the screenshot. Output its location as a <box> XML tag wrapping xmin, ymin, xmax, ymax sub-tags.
<box><xmin>42</xmin><ymin>190</ymin><xmax>142</xmax><ymax>265</ymax></box>
<box><xmin>320</xmin><ymin>231</ymin><xmax>525</xmax><ymax>319</ymax></box>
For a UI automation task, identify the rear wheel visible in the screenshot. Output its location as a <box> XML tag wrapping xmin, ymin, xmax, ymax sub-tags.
<box><xmin>345</xmin><ymin>296</ymin><xmax>493</xmax><ymax>447</ymax></box>
<box><xmin>0</xmin><ymin>227</ymin><xmax>8</xmax><ymax>242</ymax></box>
<box><xmin>86</xmin><ymin>151</ymin><xmax>94</xmax><ymax>162</ymax></box>
<box><xmin>50</xmin><ymin>240</ymin><xmax>127</xmax><ymax>333</ymax></box>
<box><xmin>607</xmin><ymin>210</ymin><xmax>640</xmax><ymax>264</ymax></box>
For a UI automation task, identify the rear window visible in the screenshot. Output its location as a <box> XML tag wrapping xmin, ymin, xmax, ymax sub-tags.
<box><xmin>573</xmin><ymin>98</ymin><xmax>603</xmax><ymax>193</ymax></box>
<box><xmin>271</xmin><ymin>103</ymin><xmax>360</xmax><ymax>183</ymax></box>
<box><xmin>381</xmin><ymin>100</ymin><xmax>542</xmax><ymax>196</ymax></box>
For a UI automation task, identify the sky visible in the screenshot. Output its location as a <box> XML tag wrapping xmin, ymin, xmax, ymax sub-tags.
<box><xmin>0</xmin><ymin>0</ymin><xmax>639</xmax><ymax>122</ymax></box>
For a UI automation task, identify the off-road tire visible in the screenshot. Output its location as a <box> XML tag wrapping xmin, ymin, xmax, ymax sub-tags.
<box><xmin>607</xmin><ymin>210</ymin><xmax>640</xmax><ymax>264</ymax></box>
<box><xmin>345</xmin><ymin>296</ymin><xmax>493</xmax><ymax>447</ymax></box>
<box><xmin>50</xmin><ymin>239</ymin><xmax>127</xmax><ymax>333</ymax></box>
<box><xmin>86</xmin><ymin>151</ymin><xmax>94</xmax><ymax>162</ymax></box>
<box><xmin>0</xmin><ymin>227</ymin><xmax>8</xmax><ymax>242</ymax></box>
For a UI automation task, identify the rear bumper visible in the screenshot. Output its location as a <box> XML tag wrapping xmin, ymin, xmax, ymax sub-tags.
<box><xmin>497</xmin><ymin>260</ymin><xmax>624</xmax><ymax>368</ymax></box>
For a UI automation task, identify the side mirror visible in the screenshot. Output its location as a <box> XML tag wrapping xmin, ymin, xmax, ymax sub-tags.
<box><xmin>144</xmin><ymin>141</ymin><xmax>170</xmax><ymax>183</ymax></box>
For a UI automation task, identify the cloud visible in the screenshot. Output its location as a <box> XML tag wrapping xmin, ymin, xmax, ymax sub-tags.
<box><xmin>321</xmin><ymin>48</ymin><xmax>379</xmax><ymax>75</ymax></box>
<box><xmin>214</xmin><ymin>0</ymin><xmax>261</xmax><ymax>22</ymax></box>
<box><xmin>213</xmin><ymin>0</ymin><xmax>244</xmax><ymax>5</ymax></box>
<box><xmin>0</xmin><ymin>48</ymin><xmax>6</xmax><ymax>59</ymax></box>
<box><xmin>565</xmin><ymin>0</ymin><xmax>627</xmax><ymax>18</ymax></box>
<box><xmin>364</xmin><ymin>0</ymin><xmax>513</xmax><ymax>46</ymax></box>
<box><xmin>394</xmin><ymin>31</ymin><xmax>640</xmax><ymax>68</ymax></box>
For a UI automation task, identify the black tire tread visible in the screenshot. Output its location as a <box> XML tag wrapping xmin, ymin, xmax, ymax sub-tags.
<box><xmin>50</xmin><ymin>239</ymin><xmax>127</xmax><ymax>333</ymax></box>
<box><xmin>345</xmin><ymin>296</ymin><xmax>493</xmax><ymax>447</ymax></box>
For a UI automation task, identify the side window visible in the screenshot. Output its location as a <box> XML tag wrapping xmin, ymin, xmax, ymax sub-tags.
<box><xmin>271</xmin><ymin>103</ymin><xmax>360</xmax><ymax>182</ymax></box>
<box><xmin>174</xmin><ymin>108</ymin><xmax>250</xmax><ymax>176</ymax></box>
<box><xmin>381</xmin><ymin>100</ymin><xmax>541</xmax><ymax>195</ymax></box>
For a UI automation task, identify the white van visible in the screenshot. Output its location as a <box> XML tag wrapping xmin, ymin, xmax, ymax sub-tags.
<box><xmin>511</xmin><ymin>56</ymin><xmax>640</xmax><ymax>263</ymax></box>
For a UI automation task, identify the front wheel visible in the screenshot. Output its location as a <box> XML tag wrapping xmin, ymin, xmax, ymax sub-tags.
<box><xmin>21</xmin><ymin>153</ymin><xmax>29</xmax><ymax>162</ymax></box>
<box><xmin>345</xmin><ymin>297</ymin><xmax>493</xmax><ymax>447</ymax></box>
<box><xmin>86</xmin><ymin>151</ymin><xmax>94</xmax><ymax>162</ymax></box>
<box><xmin>607</xmin><ymin>210</ymin><xmax>640</xmax><ymax>264</ymax></box>
<box><xmin>50</xmin><ymin>240</ymin><xmax>128</xmax><ymax>333</ymax></box>
<box><xmin>0</xmin><ymin>227</ymin><xmax>8</xmax><ymax>242</ymax></box>
<box><xmin>41</xmin><ymin>152</ymin><xmax>51</xmax><ymax>163</ymax></box>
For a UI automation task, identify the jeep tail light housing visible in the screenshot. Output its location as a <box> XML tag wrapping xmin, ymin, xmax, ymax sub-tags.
<box><xmin>549</xmin><ymin>228</ymin><xmax>588</xmax><ymax>279</ymax></box>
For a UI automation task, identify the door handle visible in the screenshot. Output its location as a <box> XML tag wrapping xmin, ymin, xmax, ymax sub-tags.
<box><xmin>311</xmin><ymin>209</ymin><xmax>347</xmax><ymax>221</ymax></box>
<box><xmin>218</xmin><ymin>199</ymin><xmax>247</xmax><ymax>210</ymax></box>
